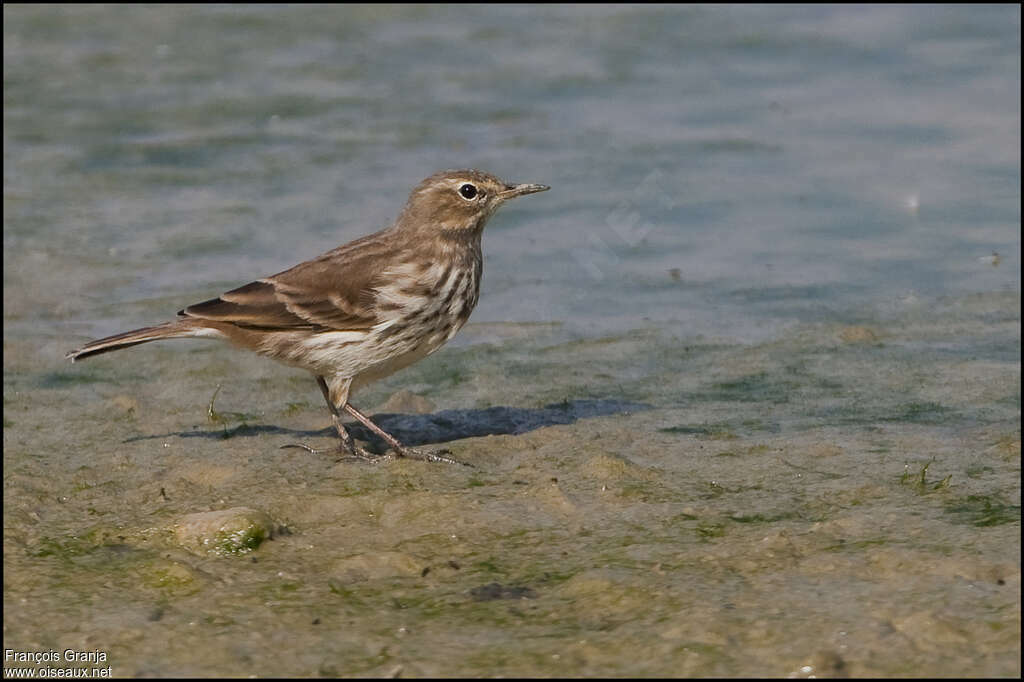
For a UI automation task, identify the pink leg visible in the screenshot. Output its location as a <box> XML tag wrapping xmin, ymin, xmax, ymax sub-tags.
<box><xmin>343</xmin><ymin>402</ymin><xmax>470</xmax><ymax>466</ymax></box>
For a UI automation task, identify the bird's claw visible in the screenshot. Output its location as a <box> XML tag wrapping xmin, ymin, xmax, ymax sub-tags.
<box><xmin>392</xmin><ymin>447</ymin><xmax>472</xmax><ymax>467</ymax></box>
<box><xmin>282</xmin><ymin>442</ymin><xmax>469</xmax><ymax>467</ymax></box>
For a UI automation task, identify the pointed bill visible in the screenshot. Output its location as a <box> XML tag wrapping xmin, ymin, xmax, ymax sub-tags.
<box><xmin>499</xmin><ymin>183</ymin><xmax>550</xmax><ymax>200</ymax></box>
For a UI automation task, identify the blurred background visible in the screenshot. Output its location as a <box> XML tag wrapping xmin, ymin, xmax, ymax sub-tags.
<box><xmin>5</xmin><ymin>4</ymin><xmax>1018</xmax><ymax>343</ymax></box>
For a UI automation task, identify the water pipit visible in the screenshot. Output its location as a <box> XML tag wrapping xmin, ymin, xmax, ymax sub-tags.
<box><xmin>66</xmin><ymin>169</ymin><xmax>549</xmax><ymax>464</ymax></box>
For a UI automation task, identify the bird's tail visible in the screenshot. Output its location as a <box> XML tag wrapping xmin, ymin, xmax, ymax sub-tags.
<box><xmin>66</xmin><ymin>321</ymin><xmax>206</xmax><ymax>362</ymax></box>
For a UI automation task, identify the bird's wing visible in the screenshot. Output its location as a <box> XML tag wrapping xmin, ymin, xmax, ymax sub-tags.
<box><xmin>180</xmin><ymin>232</ymin><xmax>396</xmax><ymax>331</ymax></box>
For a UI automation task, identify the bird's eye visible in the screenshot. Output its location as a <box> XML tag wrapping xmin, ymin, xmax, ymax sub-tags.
<box><xmin>459</xmin><ymin>183</ymin><xmax>478</xmax><ymax>200</ymax></box>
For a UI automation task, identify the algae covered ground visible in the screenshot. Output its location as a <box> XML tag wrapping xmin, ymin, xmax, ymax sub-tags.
<box><xmin>4</xmin><ymin>291</ymin><xmax>1019</xmax><ymax>677</ymax></box>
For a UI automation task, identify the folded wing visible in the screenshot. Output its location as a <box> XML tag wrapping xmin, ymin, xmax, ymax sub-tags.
<box><xmin>181</xmin><ymin>234</ymin><xmax>396</xmax><ymax>332</ymax></box>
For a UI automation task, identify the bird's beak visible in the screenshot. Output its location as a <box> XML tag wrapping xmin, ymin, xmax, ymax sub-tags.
<box><xmin>499</xmin><ymin>183</ymin><xmax>550</xmax><ymax>200</ymax></box>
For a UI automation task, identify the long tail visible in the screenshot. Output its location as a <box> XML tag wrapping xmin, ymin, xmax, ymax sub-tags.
<box><xmin>66</xmin><ymin>320</ymin><xmax>207</xmax><ymax>362</ymax></box>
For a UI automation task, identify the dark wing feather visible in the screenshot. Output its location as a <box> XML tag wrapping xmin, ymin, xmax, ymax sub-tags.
<box><xmin>180</xmin><ymin>231</ymin><xmax>396</xmax><ymax>332</ymax></box>
<box><xmin>180</xmin><ymin>280</ymin><xmax>324</xmax><ymax>330</ymax></box>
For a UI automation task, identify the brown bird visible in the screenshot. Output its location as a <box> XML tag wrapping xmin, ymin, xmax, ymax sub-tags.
<box><xmin>66</xmin><ymin>169</ymin><xmax>549</xmax><ymax>464</ymax></box>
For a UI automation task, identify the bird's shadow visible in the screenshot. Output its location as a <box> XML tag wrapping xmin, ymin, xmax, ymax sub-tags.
<box><xmin>124</xmin><ymin>398</ymin><xmax>652</xmax><ymax>452</ymax></box>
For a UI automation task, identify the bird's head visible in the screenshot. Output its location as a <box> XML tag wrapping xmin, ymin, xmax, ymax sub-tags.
<box><xmin>395</xmin><ymin>169</ymin><xmax>549</xmax><ymax>236</ymax></box>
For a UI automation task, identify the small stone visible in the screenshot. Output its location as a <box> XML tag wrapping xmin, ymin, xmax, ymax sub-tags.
<box><xmin>332</xmin><ymin>551</ymin><xmax>424</xmax><ymax>582</ymax></box>
<box><xmin>173</xmin><ymin>507</ymin><xmax>275</xmax><ymax>556</ymax></box>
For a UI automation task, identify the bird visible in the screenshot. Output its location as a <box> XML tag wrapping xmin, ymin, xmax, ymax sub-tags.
<box><xmin>66</xmin><ymin>169</ymin><xmax>550</xmax><ymax>465</ymax></box>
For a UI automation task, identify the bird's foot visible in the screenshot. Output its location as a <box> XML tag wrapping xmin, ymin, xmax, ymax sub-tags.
<box><xmin>280</xmin><ymin>441</ymin><xmax>393</xmax><ymax>464</ymax></box>
<box><xmin>281</xmin><ymin>441</ymin><xmax>468</xmax><ymax>466</ymax></box>
<box><xmin>390</xmin><ymin>446</ymin><xmax>472</xmax><ymax>467</ymax></box>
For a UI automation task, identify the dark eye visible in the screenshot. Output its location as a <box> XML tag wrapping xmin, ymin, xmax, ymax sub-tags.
<box><xmin>459</xmin><ymin>183</ymin><xmax>478</xmax><ymax>200</ymax></box>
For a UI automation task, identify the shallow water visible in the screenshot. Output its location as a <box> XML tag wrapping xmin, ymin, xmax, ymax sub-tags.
<box><xmin>4</xmin><ymin>4</ymin><xmax>1020</xmax><ymax>678</ymax></box>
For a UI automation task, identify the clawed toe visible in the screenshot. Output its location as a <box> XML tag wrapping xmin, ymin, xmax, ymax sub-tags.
<box><xmin>281</xmin><ymin>436</ymin><xmax>469</xmax><ymax>467</ymax></box>
<box><xmin>281</xmin><ymin>441</ymin><xmax>394</xmax><ymax>464</ymax></box>
<box><xmin>392</xmin><ymin>447</ymin><xmax>472</xmax><ymax>467</ymax></box>
<box><xmin>343</xmin><ymin>448</ymin><xmax>395</xmax><ymax>464</ymax></box>
<box><xmin>280</xmin><ymin>442</ymin><xmax>332</xmax><ymax>455</ymax></box>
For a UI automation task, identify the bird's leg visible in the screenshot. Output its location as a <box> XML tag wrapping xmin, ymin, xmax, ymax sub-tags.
<box><xmin>342</xmin><ymin>402</ymin><xmax>471</xmax><ymax>467</ymax></box>
<box><xmin>281</xmin><ymin>376</ymin><xmax>385</xmax><ymax>462</ymax></box>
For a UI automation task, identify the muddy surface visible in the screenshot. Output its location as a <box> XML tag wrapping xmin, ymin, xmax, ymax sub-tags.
<box><xmin>4</xmin><ymin>292</ymin><xmax>1020</xmax><ymax>677</ymax></box>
